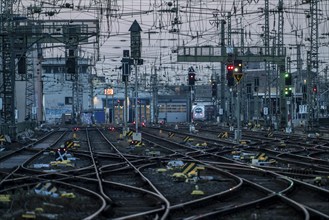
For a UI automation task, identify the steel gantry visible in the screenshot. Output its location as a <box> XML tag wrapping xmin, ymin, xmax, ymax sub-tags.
<box><xmin>0</xmin><ymin>8</ymin><xmax>99</xmax><ymax>135</ymax></box>
<box><xmin>176</xmin><ymin>0</ymin><xmax>288</xmax><ymax>130</ymax></box>
<box><xmin>308</xmin><ymin>0</ymin><xmax>319</xmax><ymax>131</ymax></box>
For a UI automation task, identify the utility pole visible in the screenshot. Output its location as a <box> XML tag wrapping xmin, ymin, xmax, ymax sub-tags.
<box><xmin>66</xmin><ymin>41</ymin><xmax>78</xmax><ymax>124</ymax></box>
<box><xmin>309</xmin><ymin>0</ymin><xmax>319</xmax><ymax>131</ymax></box>
<box><xmin>264</xmin><ymin>0</ymin><xmax>271</xmax><ymax>128</ymax></box>
<box><xmin>151</xmin><ymin>66</ymin><xmax>158</xmax><ymax>124</ymax></box>
<box><xmin>226</xmin><ymin>12</ymin><xmax>232</xmax><ymax>126</ymax></box>
<box><xmin>277</xmin><ymin>0</ymin><xmax>285</xmax><ymax>130</ymax></box>
<box><xmin>188</xmin><ymin>67</ymin><xmax>196</xmax><ymax>131</ymax></box>
<box><xmin>121</xmin><ymin>49</ymin><xmax>132</xmax><ymax>134</ymax></box>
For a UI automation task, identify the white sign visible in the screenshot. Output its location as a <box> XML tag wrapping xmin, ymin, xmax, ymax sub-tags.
<box><xmin>299</xmin><ymin>105</ymin><xmax>307</xmax><ymax>114</ymax></box>
<box><xmin>263</xmin><ymin>107</ymin><xmax>268</xmax><ymax>115</ymax></box>
<box><xmin>32</xmin><ymin>107</ymin><xmax>37</xmax><ymax>115</ymax></box>
<box><xmin>219</xmin><ymin>108</ymin><xmax>223</xmax><ymax>115</ymax></box>
<box><xmin>226</xmin><ymin>46</ymin><xmax>234</xmax><ymax>54</ymax></box>
<box><xmin>133</xmin><ymin>132</ymin><xmax>142</xmax><ymax>141</ymax></box>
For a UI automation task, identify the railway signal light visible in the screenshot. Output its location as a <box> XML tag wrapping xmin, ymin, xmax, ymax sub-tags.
<box><xmin>284</xmin><ymin>87</ymin><xmax>292</xmax><ymax>97</ymax></box>
<box><xmin>66</xmin><ymin>57</ymin><xmax>76</xmax><ymax>74</ymax></box>
<box><xmin>121</xmin><ymin>50</ymin><xmax>133</xmax><ymax>82</ymax></box>
<box><xmin>18</xmin><ymin>55</ymin><xmax>26</xmax><ymax>74</ymax></box>
<box><xmin>302</xmin><ymin>84</ymin><xmax>307</xmax><ymax>100</ymax></box>
<box><xmin>188</xmin><ymin>67</ymin><xmax>196</xmax><ymax>86</ymax></box>
<box><xmin>313</xmin><ymin>85</ymin><xmax>317</xmax><ymax>93</ymax></box>
<box><xmin>233</xmin><ymin>60</ymin><xmax>243</xmax><ymax>73</ymax></box>
<box><xmin>226</xmin><ymin>63</ymin><xmax>234</xmax><ymax>87</ymax></box>
<box><xmin>211</xmin><ymin>81</ymin><xmax>217</xmax><ymax>97</ymax></box>
<box><xmin>254</xmin><ymin>77</ymin><xmax>259</xmax><ymax>92</ymax></box>
<box><xmin>227</xmin><ymin>63</ymin><xmax>234</xmax><ymax>71</ymax></box>
<box><xmin>284</xmin><ymin>72</ymin><xmax>292</xmax><ymax>86</ymax></box>
<box><xmin>122</xmin><ymin>61</ymin><xmax>130</xmax><ymax>82</ymax></box>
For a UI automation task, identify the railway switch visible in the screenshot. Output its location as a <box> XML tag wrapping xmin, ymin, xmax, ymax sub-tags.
<box><xmin>168</xmin><ymin>132</ymin><xmax>175</xmax><ymax>137</ymax></box>
<box><xmin>156</xmin><ymin>168</ymin><xmax>167</xmax><ymax>173</ymax></box>
<box><xmin>130</xmin><ymin>140</ymin><xmax>144</xmax><ymax>147</ymax></box>
<box><xmin>65</xmin><ymin>140</ymin><xmax>75</xmax><ymax>149</ymax></box>
<box><xmin>191</xmin><ymin>185</ymin><xmax>204</xmax><ymax>195</ymax></box>
<box><xmin>0</xmin><ymin>194</ymin><xmax>10</xmax><ymax>203</ymax></box>
<box><xmin>126</xmin><ymin>131</ymin><xmax>133</xmax><ymax>137</ymax></box>
<box><xmin>55</xmin><ymin>145</ymin><xmax>69</xmax><ymax>161</ymax></box>
<box><xmin>218</xmin><ymin>132</ymin><xmax>228</xmax><ymax>139</ymax></box>
<box><xmin>22</xmin><ymin>211</ymin><xmax>36</xmax><ymax>219</ymax></box>
<box><xmin>195</xmin><ymin>142</ymin><xmax>208</xmax><ymax>147</ymax></box>
<box><xmin>182</xmin><ymin>136</ymin><xmax>193</xmax><ymax>143</ymax></box>
<box><xmin>34</xmin><ymin>182</ymin><xmax>59</xmax><ymax>198</ymax></box>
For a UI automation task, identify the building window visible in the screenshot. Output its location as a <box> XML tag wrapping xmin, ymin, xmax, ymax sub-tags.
<box><xmin>65</xmin><ymin>97</ymin><xmax>73</xmax><ymax>105</ymax></box>
<box><xmin>43</xmin><ymin>66</ymin><xmax>52</xmax><ymax>73</ymax></box>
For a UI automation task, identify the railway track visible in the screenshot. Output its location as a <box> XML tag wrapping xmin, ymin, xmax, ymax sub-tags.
<box><xmin>0</xmin><ymin>124</ymin><xmax>328</xmax><ymax>219</ymax></box>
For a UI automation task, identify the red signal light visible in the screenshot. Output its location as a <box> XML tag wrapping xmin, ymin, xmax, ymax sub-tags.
<box><xmin>313</xmin><ymin>85</ymin><xmax>317</xmax><ymax>93</ymax></box>
<box><xmin>227</xmin><ymin>64</ymin><xmax>234</xmax><ymax>71</ymax></box>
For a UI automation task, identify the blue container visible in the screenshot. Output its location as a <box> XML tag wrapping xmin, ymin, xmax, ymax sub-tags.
<box><xmin>94</xmin><ymin>111</ymin><xmax>105</xmax><ymax>124</ymax></box>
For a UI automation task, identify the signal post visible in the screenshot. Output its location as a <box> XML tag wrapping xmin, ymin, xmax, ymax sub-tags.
<box><xmin>232</xmin><ymin>60</ymin><xmax>244</xmax><ymax>142</ymax></box>
<box><xmin>188</xmin><ymin>67</ymin><xmax>196</xmax><ymax>132</ymax></box>
<box><xmin>129</xmin><ymin>20</ymin><xmax>143</xmax><ymax>142</ymax></box>
<box><xmin>283</xmin><ymin>72</ymin><xmax>293</xmax><ymax>132</ymax></box>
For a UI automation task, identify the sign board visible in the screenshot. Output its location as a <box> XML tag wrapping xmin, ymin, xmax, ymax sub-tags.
<box><xmin>299</xmin><ymin>105</ymin><xmax>307</xmax><ymax>114</ymax></box>
<box><xmin>226</xmin><ymin>46</ymin><xmax>234</xmax><ymax>54</ymax></box>
<box><xmin>263</xmin><ymin>107</ymin><xmax>268</xmax><ymax>116</ymax></box>
<box><xmin>233</xmin><ymin>73</ymin><xmax>243</xmax><ymax>83</ymax></box>
<box><xmin>32</xmin><ymin>107</ymin><xmax>37</xmax><ymax>115</ymax></box>
<box><xmin>133</xmin><ymin>132</ymin><xmax>142</xmax><ymax>141</ymax></box>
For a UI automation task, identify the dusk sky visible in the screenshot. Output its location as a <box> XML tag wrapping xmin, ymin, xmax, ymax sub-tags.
<box><xmin>11</xmin><ymin>0</ymin><xmax>329</xmax><ymax>85</ymax></box>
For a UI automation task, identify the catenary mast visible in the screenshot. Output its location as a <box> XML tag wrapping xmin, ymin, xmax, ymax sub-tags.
<box><xmin>0</xmin><ymin>0</ymin><xmax>17</xmax><ymax>131</ymax></box>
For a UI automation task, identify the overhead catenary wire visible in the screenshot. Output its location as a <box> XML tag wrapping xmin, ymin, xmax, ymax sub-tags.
<box><xmin>11</xmin><ymin>0</ymin><xmax>329</xmax><ymax>79</ymax></box>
